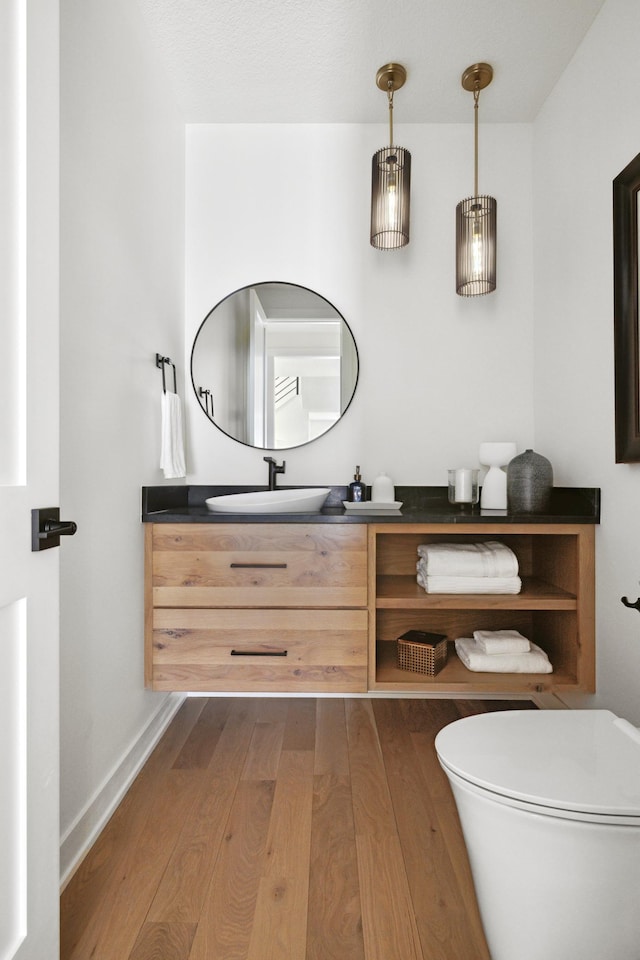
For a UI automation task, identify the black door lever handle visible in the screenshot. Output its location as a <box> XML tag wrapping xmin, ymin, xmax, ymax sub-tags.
<box><xmin>42</xmin><ymin>519</ymin><xmax>78</xmax><ymax>537</ymax></box>
<box><xmin>32</xmin><ymin>508</ymin><xmax>78</xmax><ymax>551</ymax></box>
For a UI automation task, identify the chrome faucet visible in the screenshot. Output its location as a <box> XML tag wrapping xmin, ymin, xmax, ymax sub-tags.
<box><xmin>264</xmin><ymin>456</ymin><xmax>286</xmax><ymax>490</ymax></box>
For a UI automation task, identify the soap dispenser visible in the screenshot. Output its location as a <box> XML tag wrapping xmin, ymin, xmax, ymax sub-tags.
<box><xmin>347</xmin><ymin>465</ymin><xmax>366</xmax><ymax>502</ymax></box>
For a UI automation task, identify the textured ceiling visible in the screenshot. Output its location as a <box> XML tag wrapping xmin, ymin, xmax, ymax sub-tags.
<box><xmin>136</xmin><ymin>0</ymin><xmax>606</xmax><ymax>124</ymax></box>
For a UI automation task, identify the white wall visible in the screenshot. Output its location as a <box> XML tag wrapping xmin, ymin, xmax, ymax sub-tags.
<box><xmin>185</xmin><ymin>123</ymin><xmax>535</xmax><ymax>487</ymax></box>
<box><xmin>533</xmin><ymin>0</ymin><xmax>640</xmax><ymax>721</ymax></box>
<box><xmin>59</xmin><ymin>0</ymin><xmax>185</xmax><ymax>875</ymax></box>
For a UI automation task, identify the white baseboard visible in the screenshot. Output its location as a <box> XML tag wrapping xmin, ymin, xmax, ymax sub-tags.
<box><xmin>59</xmin><ymin>692</ymin><xmax>186</xmax><ymax>890</ymax></box>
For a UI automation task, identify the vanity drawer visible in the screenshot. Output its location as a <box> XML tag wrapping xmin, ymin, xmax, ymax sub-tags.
<box><xmin>151</xmin><ymin>607</ymin><xmax>368</xmax><ymax>692</ymax></box>
<box><xmin>152</xmin><ymin>523</ymin><xmax>367</xmax><ymax>608</ymax></box>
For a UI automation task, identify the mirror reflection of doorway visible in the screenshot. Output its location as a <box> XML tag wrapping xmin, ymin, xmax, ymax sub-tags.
<box><xmin>263</xmin><ymin>316</ymin><xmax>342</xmax><ymax>448</ymax></box>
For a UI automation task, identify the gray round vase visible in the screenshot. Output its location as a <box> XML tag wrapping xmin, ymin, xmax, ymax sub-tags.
<box><xmin>506</xmin><ymin>449</ymin><xmax>553</xmax><ymax>514</ymax></box>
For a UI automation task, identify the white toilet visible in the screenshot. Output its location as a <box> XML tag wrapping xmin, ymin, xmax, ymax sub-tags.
<box><xmin>435</xmin><ymin>709</ymin><xmax>640</xmax><ymax>960</ymax></box>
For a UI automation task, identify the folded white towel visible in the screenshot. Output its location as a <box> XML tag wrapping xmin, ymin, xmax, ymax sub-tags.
<box><xmin>416</xmin><ymin>541</ymin><xmax>519</xmax><ymax>578</ymax></box>
<box><xmin>160</xmin><ymin>391</ymin><xmax>186</xmax><ymax>479</ymax></box>
<box><xmin>473</xmin><ymin>629</ymin><xmax>531</xmax><ymax>655</ymax></box>
<box><xmin>417</xmin><ymin>567</ymin><xmax>522</xmax><ymax>595</ymax></box>
<box><xmin>455</xmin><ymin>637</ymin><xmax>552</xmax><ymax>674</ymax></box>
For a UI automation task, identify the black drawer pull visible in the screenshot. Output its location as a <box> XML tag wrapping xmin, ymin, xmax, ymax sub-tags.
<box><xmin>230</xmin><ymin>649</ymin><xmax>288</xmax><ymax>657</ymax></box>
<box><xmin>230</xmin><ymin>562</ymin><xmax>287</xmax><ymax>569</ymax></box>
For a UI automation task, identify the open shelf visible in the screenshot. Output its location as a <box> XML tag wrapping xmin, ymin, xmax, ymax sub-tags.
<box><xmin>376</xmin><ymin>575</ymin><xmax>576</xmax><ymax>609</ymax></box>
<box><xmin>368</xmin><ymin>523</ymin><xmax>595</xmax><ymax>696</ymax></box>
<box><xmin>372</xmin><ymin>639</ymin><xmax>575</xmax><ymax>694</ymax></box>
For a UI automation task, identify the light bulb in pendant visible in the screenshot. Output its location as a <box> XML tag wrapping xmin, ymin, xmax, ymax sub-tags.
<box><xmin>385</xmin><ymin>158</ymin><xmax>398</xmax><ymax>225</ymax></box>
<box><xmin>471</xmin><ymin>212</ymin><xmax>483</xmax><ymax>278</ymax></box>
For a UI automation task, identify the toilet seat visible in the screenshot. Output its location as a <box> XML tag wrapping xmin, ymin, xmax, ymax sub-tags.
<box><xmin>435</xmin><ymin>709</ymin><xmax>640</xmax><ymax>823</ymax></box>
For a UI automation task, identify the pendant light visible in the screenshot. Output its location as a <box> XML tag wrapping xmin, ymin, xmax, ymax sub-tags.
<box><xmin>456</xmin><ymin>63</ymin><xmax>496</xmax><ymax>296</ymax></box>
<box><xmin>370</xmin><ymin>63</ymin><xmax>411</xmax><ymax>250</ymax></box>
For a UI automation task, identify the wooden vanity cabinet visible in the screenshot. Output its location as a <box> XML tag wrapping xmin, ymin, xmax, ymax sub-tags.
<box><xmin>145</xmin><ymin>523</ymin><xmax>368</xmax><ymax>692</ymax></box>
<box><xmin>145</xmin><ymin>518</ymin><xmax>595</xmax><ymax>697</ymax></box>
<box><xmin>368</xmin><ymin>523</ymin><xmax>596</xmax><ymax>696</ymax></box>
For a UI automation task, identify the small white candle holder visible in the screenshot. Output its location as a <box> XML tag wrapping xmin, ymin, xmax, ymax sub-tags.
<box><xmin>479</xmin><ymin>441</ymin><xmax>517</xmax><ymax>510</ymax></box>
<box><xmin>448</xmin><ymin>468</ymin><xmax>479</xmax><ymax>507</ymax></box>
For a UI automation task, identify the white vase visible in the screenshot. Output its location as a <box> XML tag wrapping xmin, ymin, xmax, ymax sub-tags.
<box><xmin>371</xmin><ymin>473</ymin><xmax>395</xmax><ymax>503</ymax></box>
<box><xmin>479</xmin><ymin>442</ymin><xmax>517</xmax><ymax>510</ymax></box>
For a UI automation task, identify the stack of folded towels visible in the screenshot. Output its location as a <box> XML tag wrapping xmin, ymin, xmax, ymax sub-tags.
<box><xmin>455</xmin><ymin>629</ymin><xmax>553</xmax><ymax>674</ymax></box>
<box><xmin>416</xmin><ymin>541</ymin><xmax>522</xmax><ymax>594</ymax></box>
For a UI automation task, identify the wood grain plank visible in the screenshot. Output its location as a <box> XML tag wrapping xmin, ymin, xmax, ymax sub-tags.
<box><xmin>152</xmin><ymin>608</ymin><xmax>368</xmax><ymax>665</ymax></box>
<box><xmin>188</xmin><ymin>778</ymin><xmax>276</xmax><ymax>960</ymax></box>
<box><xmin>242</xmin><ymin>720</ymin><xmax>286</xmax><ymax>781</ymax></box>
<box><xmin>152</xmin><ymin>664</ymin><xmax>368</xmax><ymax>695</ymax></box>
<box><xmin>153</xmin><ymin>549</ymin><xmax>367</xmax><ymax>591</ymax></box>
<box><xmin>245</xmin><ymin>749</ymin><xmax>315</xmax><ymax>959</ymax></box>
<box><xmin>399</xmin><ymin>697</ymin><xmax>460</xmax><ymax>735</ymax></box>
<box><xmin>152</xmin><ymin>523</ymin><xmax>368</xmax><ymax>553</ymax></box>
<box><xmin>263</xmin><ymin>750</ymin><xmax>314</xmax><ymax>881</ymax></box>
<box><xmin>453</xmin><ymin>698</ymin><xmax>537</xmax><ymax>718</ymax></box>
<box><xmin>345</xmin><ymin>699</ymin><xmax>423</xmax><ymax>960</ymax></box>
<box><xmin>313</xmin><ymin>699</ymin><xmax>349</xmax><ymax>777</ymax></box>
<box><xmin>128</xmin><ymin>922</ymin><xmax>196</xmax><ymax>960</ymax></box>
<box><xmin>355</xmin><ymin>834</ymin><xmax>423</xmax><ymax>960</ymax></box>
<box><xmin>246</xmin><ymin>876</ymin><xmax>309</xmax><ymax>960</ymax></box>
<box><xmin>308</xmin><ymin>699</ymin><xmax>364</xmax><ymax>959</ymax></box>
<box><xmin>306</xmin><ymin>772</ymin><xmax>364</xmax><ymax>960</ymax></box>
<box><xmin>153</xmin><ymin>584</ymin><xmax>366</xmax><ymax>608</ymax></box>
<box><xmin>255</xmin><ymin>699</ymin><xmax>291</xmax><ymax>724</ymax></box>
<box><xmin>373</xmin><ymin>698</ymin><xmax>489</xmax><ymax>960</ymax></box>
<box><xmin>172</xmin><ymin>697</ymin><xmax>232</xmax><ymax>769</ymax></box>
<box><xmin>282</xmin><ymin>699</ymin><xmax>317</xmax><ymax>752</ymax></box>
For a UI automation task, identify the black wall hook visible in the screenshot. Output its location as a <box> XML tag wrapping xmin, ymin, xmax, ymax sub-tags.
<box><xmin>621</xmin><ymin>596</ymin><xmax>640</xmax><ymax>613</ymax></box>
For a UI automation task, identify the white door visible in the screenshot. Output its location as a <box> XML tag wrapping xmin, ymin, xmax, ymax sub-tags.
<box><xmin>1</xmin><ymin>2</ymin><xmax>62</xmax><ymax>958</ymax></box>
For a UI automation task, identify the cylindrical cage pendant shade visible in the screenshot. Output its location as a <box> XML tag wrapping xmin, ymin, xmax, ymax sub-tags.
<box><xmin>370</xmin><ymin>146</ymin><xmax>411</xmax><ymax>249</ymax></box>
<box><xmin>456</xmin><ymin>195</ymin><xmax>497</xmax><ymax>296</ymax></box>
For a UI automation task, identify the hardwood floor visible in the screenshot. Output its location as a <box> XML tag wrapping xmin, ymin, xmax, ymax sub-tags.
<box><xmin>60</xmin><ymin>696</ymin><xmax>534</xmax><ymax>960</ymax></box>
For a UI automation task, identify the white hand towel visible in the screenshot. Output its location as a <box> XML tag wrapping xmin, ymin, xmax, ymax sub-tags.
<box><xmin>160</xmin><ymin>391</ymin><xmax>186</xmax><ymax>479</ymax></box>
<box><xmin>416</xmin><ymin>541</ymin><xmax>519</xmax><ymax>578</ymax></box>
<box><xmin>416</xmin><ymin>569</ymin><xmax>522</xmax><ymax>595</ymax></box>
<box><xmin>473</xmin><ymin>629</ymin><xmax>531</xmax><ymax>655</ymax></box>
<box><xmin>455</xmin><ymin>637</ymin><xmax>552</xmax><ymax>674</ymax></box>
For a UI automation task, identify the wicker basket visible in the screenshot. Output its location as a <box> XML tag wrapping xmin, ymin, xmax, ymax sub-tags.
<box><xmin>396</xmin><ymin>630</ymin><xmax>448</xmax><ymax>676</ymax></box>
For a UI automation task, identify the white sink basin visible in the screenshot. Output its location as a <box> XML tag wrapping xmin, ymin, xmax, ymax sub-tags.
<box><xmin>205</xmin><ymin>487</ymin><xmax>331</xmax><ymax>514</ymax></box>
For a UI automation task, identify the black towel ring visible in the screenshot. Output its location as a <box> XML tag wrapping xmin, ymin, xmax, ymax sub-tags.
<box><xmin>621</xmin><ymin>596</ymin><xmax>640</xmax><ymax>613</ymax></box>
<box><xmin>156</xmin><ymin>353</ymin><xmax>177</xmax><ymax>394</ymax></box>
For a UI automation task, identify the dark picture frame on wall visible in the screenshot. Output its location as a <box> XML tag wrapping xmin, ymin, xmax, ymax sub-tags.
<box><xmin>613</xmin><ymin>150</ymin><xmax>640</xmax><ymax>462</ymax></box>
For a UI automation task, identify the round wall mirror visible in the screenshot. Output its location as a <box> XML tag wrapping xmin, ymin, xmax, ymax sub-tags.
<box><xmin>191</xmin><ymin>282</ymin><xmax>359</xmax><ymax>450</ymax></box>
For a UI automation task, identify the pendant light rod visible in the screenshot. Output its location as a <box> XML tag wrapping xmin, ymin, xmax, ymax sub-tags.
<box><xmin>376</xmin><ymin>63</ymin><xmax>406</xmax><ymax>147</ymax></box>
<box><xmin>461</xmin><ymin>63</ymin><xmax>493</xmax><ymax>198</ymax></box>
<box><xmin>473</xmin><ymin>87</ymin><xmax>479</xmax><ymax>197</ymax></box>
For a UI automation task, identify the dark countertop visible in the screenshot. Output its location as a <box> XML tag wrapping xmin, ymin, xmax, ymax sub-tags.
<box><xmin>142</xmin><ymin>485</ymin><xmax>600</xmax><ymax>525</ymax></box>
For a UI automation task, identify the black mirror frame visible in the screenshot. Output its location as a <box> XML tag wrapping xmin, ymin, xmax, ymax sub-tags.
<box><xmin>614</xmin><ymin>151</ymin><xmax>640</xmax><ymax>462</ymax></box>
